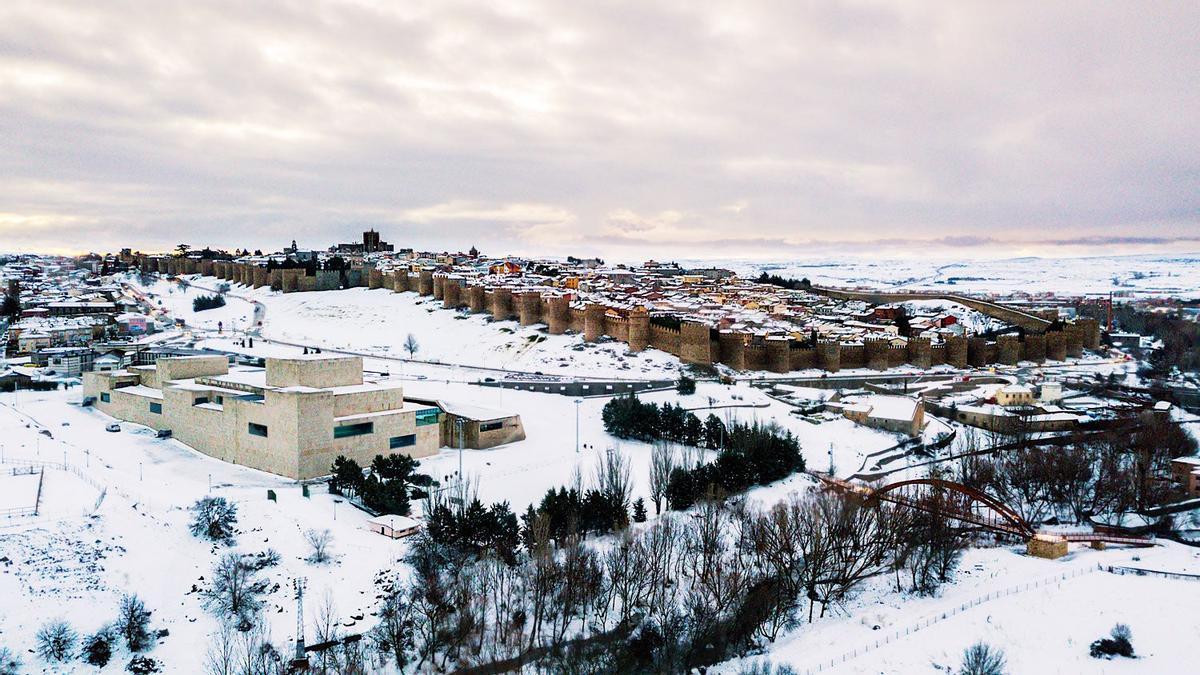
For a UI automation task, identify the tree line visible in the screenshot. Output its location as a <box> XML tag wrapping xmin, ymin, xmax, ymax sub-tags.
<box><xmin>381</xmin><ymin>489</ymin><xmax>962</xmax><ymax>673</ymax></box>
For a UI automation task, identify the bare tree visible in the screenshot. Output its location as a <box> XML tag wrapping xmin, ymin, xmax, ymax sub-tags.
<box><xmin>312</xmin><ymin>589</ymin><xmax>344</xmax><ymax>674</ymax></box>
<box><xmin>649</xmin><ymin>441</ymin><xmax>677</xmax><ymax>515</ymax></box>
<box><xmin>595</xmin><ymin>446</ymin><xmax>632</xmax><ymax>512</ymax></box>
<box><xmin>205</xmin><ymin>617</ymin><xmax>284</xmax><ymax>675</ymax></box>
<box><xmin>204</xmin><ymin>623</ymin><xmax>236</xmax><ymax>675</ymax></box>
<box><xmin>36</xmin><ymin>620</ymin><xmax>77</xmax><ymax>662</ymax></box>
<box><xmin>304</xmin><ymin>528</ymin><xmax>334</xmax><ymax>564</ymax></box>
<box><xmin>204</xmin><ymin>553</ymin><xmax>269</xmax><ymax>627</ymax></box>
<box><xmin>0</xmin><ymin>647</ymin><xmax>21</xmax><ymax>675</ymax></box>
<box><xmin>960</xmin><ymin>641</ymin><xmax>1006</xmax><ymax>675</ymax></box>
<box><xmin>371</xmin><ymin>582</ymin><xmax>412</xmax><ymax>670</ymax></box>
<box><xmin>404</xmin><ymin>333</ymin><xmax>419</xmax><ymax>358</ymax></box>
<box><xmin>115</xmin><ymin>592</ymin><xmax>153</xmax><ymax>651</ymax></box>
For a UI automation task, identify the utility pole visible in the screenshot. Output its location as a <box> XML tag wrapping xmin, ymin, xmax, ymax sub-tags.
<box><xmin>292</xmin><ymin>578</ymin><xmax>308</xmax><ymax>666</ymax></box>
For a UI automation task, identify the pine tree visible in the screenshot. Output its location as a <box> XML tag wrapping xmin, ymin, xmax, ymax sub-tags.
<box><xmin>632</xmin><ymin>497</ymin><xmax>647</xmax><ymax>523</ymax></box>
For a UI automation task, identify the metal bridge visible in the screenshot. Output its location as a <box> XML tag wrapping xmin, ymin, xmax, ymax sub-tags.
<box><xmin>815</xmin><ymin>474</ymin><xmax>1155</xmax><ymax>548</ymax></box>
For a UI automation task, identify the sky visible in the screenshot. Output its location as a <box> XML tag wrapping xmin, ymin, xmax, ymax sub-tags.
<box><xmin>1</xmin><ymin>1</ymin><xmax>1198</xmax><ymax>262</ymax></box>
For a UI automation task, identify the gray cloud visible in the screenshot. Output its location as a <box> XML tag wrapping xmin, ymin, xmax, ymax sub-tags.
<box><xmin>0</xmin><ymin>1</ymin><xmax>1197</xmax><ymax>260</ymax></box>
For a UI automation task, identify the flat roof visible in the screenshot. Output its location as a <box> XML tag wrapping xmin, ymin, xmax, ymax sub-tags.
<box><xmin>117</xmin><ymin>384</ymin><xmax>163</xmax><ymax>400</ymax></box>
<box><xmin>368</xmin><ymin>514</ymin><xmax>421</xmax><ymax>530</ymax></box>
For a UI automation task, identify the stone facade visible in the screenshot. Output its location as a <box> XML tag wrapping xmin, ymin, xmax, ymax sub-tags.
<box><xmin>84</xmin><ymin>354</ymin><xmax>445</xmax><ymax>480</ymax></box>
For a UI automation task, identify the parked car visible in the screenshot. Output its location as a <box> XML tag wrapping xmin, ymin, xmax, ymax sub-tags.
<box><xmin>106</xmin><ymin>423</ymin><xmax>121</xmax><ymax>432</ymax></box>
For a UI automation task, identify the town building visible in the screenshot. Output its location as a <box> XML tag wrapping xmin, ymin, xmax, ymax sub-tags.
<box><xmin>366</xmin><ymin>514</ymin><xmax>422</xmax><ymax>539</ymax></box>
<box><xmin>1169</xmin><ymin>457</ymin><xmax>1200</xmax><ymax>497</ymax></box>
<box><xmin>996</xmin><ymin>383</ymin><xmax>1035</xmax><ymax>407</ymax></box>
<box><xmin>833</xmin><ymin>395</ymin><xmax>925</xmax><ymax>437</ymax></box>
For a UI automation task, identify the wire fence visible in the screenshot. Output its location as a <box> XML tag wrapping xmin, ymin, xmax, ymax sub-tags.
<box><xmin>801</xmin><ymin>564</ymin><xmax>1099</xmax><ymax>675</ymax></box>
<box><xmin>1102</xmin><ymin>565</ymin><xmax>1200</xmax><ymax>582</ymax></box>
<box><xmin>0</xmin><ymin>457</ymin><xmax>110</xmax><ymax>518</ymax></box>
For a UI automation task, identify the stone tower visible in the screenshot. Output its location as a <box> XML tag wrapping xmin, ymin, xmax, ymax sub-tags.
<box><xmin>680</xmin><ymin>321</ymin><xmax>713</xmax><ymax>365</ymax></box>
<box><xmin>584</xmin><ymin>304</ymin><xmax>607</xmax><ymax>342</ymax></box>
<box><xmin>766</xmin><ymin>336</ymin><xmax>791</xmax><ymax>374</ymax></box>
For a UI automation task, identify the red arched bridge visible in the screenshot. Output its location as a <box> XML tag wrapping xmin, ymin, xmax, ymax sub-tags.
<box><xmin>815</xmin><ymin>474</ymin><xmax>1155</xmax><ymax>548</ymax></box>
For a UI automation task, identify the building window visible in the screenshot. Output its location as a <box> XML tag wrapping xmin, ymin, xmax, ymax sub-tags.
<box><xmin>479</xmin><ymin>421</ymin><xmax>504</xmax><ymax>432</ymax></box>
<box><xmin>389</xmin><ymin>434</ymin><xmax>416</xmax><ymax>449</ymax></box>
<box><xmin>194</xmin><ymin>396</ymin><xmax>209</xmax><ymax>405</ymax></box>
<box><xmin>149</xmin><ymin>402</ymin><xmax>162</xmax><ymax>414</ymax></box>
<box><xmin>334</xmin><ymin>422</ymin><xmax>374</xmax><ymax>438</ymax></box>
<box><xmin>100</xmin><ymin>392</ymin><xmax>110</xmax><ymax>403</ymax></box>
<box><xmin>248</xmin><ymin>422</ymin><xmax>268</xmax><ymax>437</ymax></box>
<box><xmin>214</xmin><ymin>395</ymin><xmax>224</xmax><ymax>404</ymax></box>
<box><xmin>415</xmin><ymin>409</ymin><xmax>440</xmax><ymax>427</ymax></box>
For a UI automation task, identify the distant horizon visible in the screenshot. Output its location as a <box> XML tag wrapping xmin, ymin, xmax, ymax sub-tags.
<box><xmin>6</xmin><ymin>241</ymin><xmax>1200</xmax><ymax>271</ymax></box>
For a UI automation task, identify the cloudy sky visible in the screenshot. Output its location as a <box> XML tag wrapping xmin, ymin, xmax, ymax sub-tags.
<box><xmin>1</xmin><ymin>1</ymin><xmax>1197</xmax><ymax>261</ymax></box>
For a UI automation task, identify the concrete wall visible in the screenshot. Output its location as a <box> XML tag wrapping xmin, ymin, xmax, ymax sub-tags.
<box><xmin>265</xmin><ymin>355</ymin><xmax>363</xmax><ymax>388</ymax></box>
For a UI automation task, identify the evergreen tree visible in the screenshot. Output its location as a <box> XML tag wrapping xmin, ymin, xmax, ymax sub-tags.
<box><xmin>632</xmin><ymin>497</ymin><xmax>647</xmax><ymax>523</ymax></box>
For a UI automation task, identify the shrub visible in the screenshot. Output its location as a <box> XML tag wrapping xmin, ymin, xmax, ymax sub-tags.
<box><xmin>126</xmin><ymin>655</ymin><xmax>161</xmax><ymax>673</ymax></box>
<box><xmin>83</xmin><ymin>626</ymin><xmax>115</xmax><ymax>666</ymax></box>
<box><xmin>1090</xmin><ymin>623</ymin><xmax>1134</xmax><ymax>659</ymax></box>
<box><xmin>676</xmin><ymin>375</ymin><xmax>696</xmax><ymax>395</ymax></box>
<box><xmin>960</xmin><ymin>641</ymin><xmax>1006</xmax><ymax>675</ymax></box>
<box><xmin>192</xmin><ymin>294</ymin><xmax>226</xmax><ymax>312</ymax></box>
<box><xmin>36</xmin><ymin>619</ymin><xmax>77</xmax><ymax>662</ymax></box>
<box><xmin>189</xmin><ymin>496</ymin><xmax>238</xmax><ymax>542</ymax></box>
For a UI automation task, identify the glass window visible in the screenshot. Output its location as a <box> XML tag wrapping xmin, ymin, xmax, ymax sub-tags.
<box><xmin>149</xmin><ymin>402</ymin><xmax>162</xmax><ymax>414</ymax></box>
<box><xmin>334</xmin><ymin>422</ymin><xmax>374</xmax><ymax>438</ymax></box>
<box><xmin>248</xmin><ymin>422</ymin><xmax>268</xmax><ymax>437</ymax></box>
<box><xmin>479</xmin><ymin>421</ymin><xmax>504</xmax><ymax>432</ymax></box>
<box><xmin>100</xmin><ymin>392</ymin><xmax>110</xmax><ymax>403</ymax></box>
<box><xmin>194</xmin><ymin>396</ymin><xmax>209</xmax><ymax>405</ymax></box>
<box><xmin>389</xmin><ymin>434</ymin><xmax>416</xmax><ymax>449</ymax></box>
<box><xmin>415</xmin><ymin>409</ymin><xmax>441</xmax><ymax>427</ymax></box>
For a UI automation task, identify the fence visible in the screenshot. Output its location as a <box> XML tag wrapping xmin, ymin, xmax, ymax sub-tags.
<box><xmin>801</xmin><ymin>564</ymin><xmax>1098</xmax><ymax>674</ymax></box>
<box><xmin>1102</xmin><ymin>565</ymin><xmax>1200</xmax><ymax>582</ymax></box>
<box><xmin>0</xmin><ymin>458</ymin><xmax>109</xmax><ymax>518</ymax></box>
<box><xmin>0</xmin><ymin>465</ymin><xmax>43</xmax><ymax>518</ymax></box>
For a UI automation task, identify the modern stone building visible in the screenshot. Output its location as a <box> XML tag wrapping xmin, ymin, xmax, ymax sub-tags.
<box><xmin>84</xmin><ymin>354</ymin><xmax>449</xmax><ymax>479</ymax></box>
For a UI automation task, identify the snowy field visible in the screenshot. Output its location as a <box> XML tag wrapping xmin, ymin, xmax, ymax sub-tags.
<box><xmin>703</xmin><ymin>253</ymin><xmax>1200</xmax><ymax>299</ymax></box>
<box><xmin>724</xmin><ymin>542</ymin><xmax>1200</xmax><ymax>674</ymax></box>
<box><xmin>0</xmin><ymin>387</ymin><xmax>422</xmax><ymax>673</ymax></box>
<box><xmin>125</xmin><ymin>272</ymin><xmax>686</xmax><ymax>380</ymax></box>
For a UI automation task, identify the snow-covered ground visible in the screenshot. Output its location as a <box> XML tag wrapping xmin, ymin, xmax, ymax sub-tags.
<box><xmin>0</xmin><ymin>389</ymin><xmax>407</xmax><ymax>673</ymax></box>
<box><xmin>707</xmin><ymin>253</ymin><xmax>1200</xmax><ymax>299</ymax></box>
<box><xmin>725</xmin><ymin>542</ymin><xmax>1200</xmax><ymax>674</ymax></box>
<box><xmin>131</xmin><ymin>273</ymin><xmax>685</xmax><ymax>380</ymax></box>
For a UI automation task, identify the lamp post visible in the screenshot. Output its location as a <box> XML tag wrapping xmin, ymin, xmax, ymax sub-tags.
<box><xmin>574</xmin><ymin>398</ymin><xmax>583</xmax><ymax>453</ymax></box>
<box><xmin>456</xmin><ymin>417</ymin><xmax>465</xmax><ymax>489</ymax></box>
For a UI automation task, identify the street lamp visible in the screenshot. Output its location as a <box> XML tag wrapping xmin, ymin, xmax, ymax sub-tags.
<box><xmin>574</xmin><ymin>398</ymin><xmax>583</xmax><ymax>453</ymax></box>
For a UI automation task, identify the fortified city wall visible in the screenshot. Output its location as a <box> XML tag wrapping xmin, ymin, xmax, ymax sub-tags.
<box><xmin>139</xmin><ymin>256</ymin><xmax>1101</xmax><ymax>374</ymax></box>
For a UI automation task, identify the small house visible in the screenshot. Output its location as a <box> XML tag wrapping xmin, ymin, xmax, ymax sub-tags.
<box><xmin>367</xmin><ymin>514</ymin><xmax>422</xmax><ymax>539</ymax></box>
